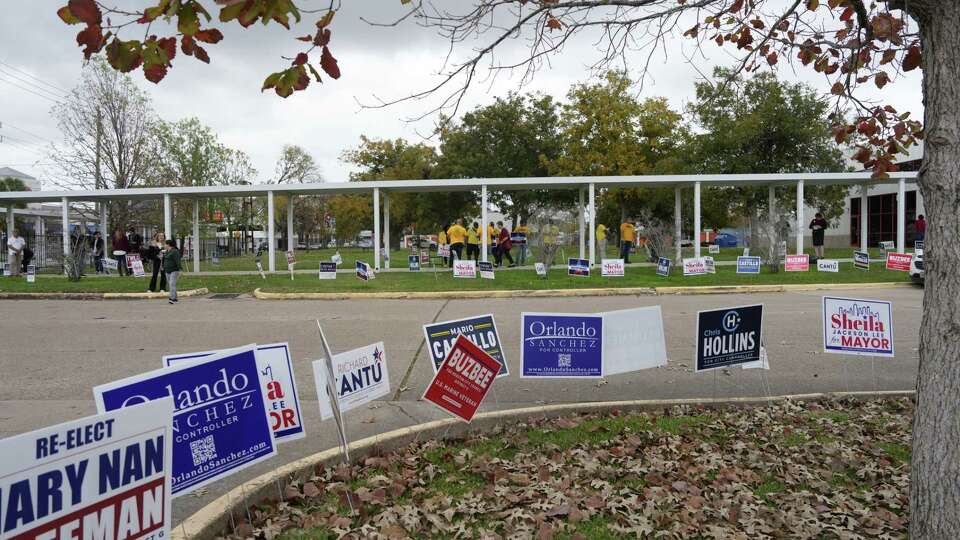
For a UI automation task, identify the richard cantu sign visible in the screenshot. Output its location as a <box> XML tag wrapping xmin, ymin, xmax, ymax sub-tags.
<box><xmin>422</xmin><ymin>335</ymin><xmax>500</xmax><ymax>423</ymax></box>
<box><xmin>817</xmin><ymin>259</ymin><xmax>840</xmax><ymax>272</ymax></box>
<box><xmin>312</xmin><ymin>342</ymin><xmax>391</xmax><ymax>420</ymax></box>
<box><xmin>696</xmin><ymin>305</ymin><xmax>763</xmax><ymax>372</ymax></box>
<box><xmin>736</xmin><ymin>256</ymin><xmax>761</xmax><ymax>274</ymax></box>
<box><xmin>163</xmin><ymin>343</ymin><xmax>305</xmax><ymax>444</ymax></box>
<box><xmin>94</xmin><ymin>345</ymin><xmax>277</xmax><ymax>496</ymax></box>
<box><xmin>423</xmin><ymin>315</ymin><xmax>508</xmax><ymax>377</ymax></box>
<box><xmin>0</xmin><ymin>399</ymin><xmax>174</xmax><ymax>540</ymax></box>
<box><xmin>521</xmin><ymin>313</ymin><xmax>603</xmax><ymax>378</ymax></box>
<box><xmin>822</xmin><ymin>297</ymin><xmax>894</xmax><ymax>357</ymax></box>
<box><xmin>601</xmin><ymin>259</ymin><xmax>625</xmax><ymax>277</ymax></box>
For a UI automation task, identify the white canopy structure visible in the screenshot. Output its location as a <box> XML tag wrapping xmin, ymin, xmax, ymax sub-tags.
<box><xmin>0</xmin><ymin>171</ymin><xmax>918</xmax><ymax>273</ymax></box>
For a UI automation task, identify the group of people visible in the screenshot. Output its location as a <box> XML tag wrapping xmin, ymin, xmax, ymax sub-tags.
<box><xmin>438</xmin><ymin>219</ymin><xmax>524</xmax><ymax>267</ymax></box>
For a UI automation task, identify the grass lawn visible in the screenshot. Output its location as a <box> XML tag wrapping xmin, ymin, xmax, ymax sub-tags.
<box><xmin>0</xmin><ymin>261</ymin><xmax>913</xmax><ymax>295</ymax></box>
<box><xmin>231</xmin><ymin>398</ymin><xmax>911</xmax><ymax>539</ymax></box>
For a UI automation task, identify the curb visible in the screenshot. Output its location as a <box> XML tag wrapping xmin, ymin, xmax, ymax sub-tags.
<box><xmin>173</xmin><ymin>390</ymin><xmax>915</xmax><ymax>540</ymax></box>
<box><xmin>0</xmin><ymin>288</ymin><xmax>209</xmax><ymax>300</ymax></box>
<box><xmin>252</xmin><ymin>282</ymin><xmax>912</xmax><ymax>300</ymax></box>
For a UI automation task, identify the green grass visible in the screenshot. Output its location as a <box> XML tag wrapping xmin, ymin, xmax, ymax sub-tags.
<box><xmin>0</xmin><ymin>260</ymin><xmax>912</xmax><ymax>295</ymax></box>
<box><xmin>878</xmin><ymin>442</ymin><xmax>911</xmax><ymax>465</ymax></box>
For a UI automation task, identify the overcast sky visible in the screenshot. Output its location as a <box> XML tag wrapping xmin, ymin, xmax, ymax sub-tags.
<box><xmin>0</xmin><ymin>1</ymin><xmax>923</xmax><ymax>189</ymax></box>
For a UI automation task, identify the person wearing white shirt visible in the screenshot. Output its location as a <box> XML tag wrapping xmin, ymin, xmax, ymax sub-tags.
<box><xmin>6</xmin><ymin>229</ymin><xmax>25</xmax><ymax>277</ymax></box>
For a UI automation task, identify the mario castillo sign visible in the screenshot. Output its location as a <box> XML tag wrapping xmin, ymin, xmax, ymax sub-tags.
<box><xmin>822</xmin><ymin>297</ymin><xmax>894</xmax><ymax>357</ymax></box>
<box><xmin>696</xmin><ymin>305</ymin><xmax>764</xmax><ymax>372</ymax></box>
<box><xmin>423</xmin><ymin>315</ymin><xmax>508</xmax><ymax>377</ymax></box>
<box><xmin>94</xmin><ymin>345</ymin><xmax>277</xmax><ymax>496</ymax></box>
<box><xmin>521</xmin><ymin>313</ymin><xmax>603</xmax><ymax>378</ymax></box>
<box><xmin>163</xmin><ymin>343</ymin><xmax>305</xmax><ymax>444</ymax></box>
<box><xmin>422</xmin><ymin>335</ymin><xmax>500</xmax><ymax>422</ymax></box>
<box><xmin>0</xmin><ymin>399</ymin><xmax>174</xmax><ymax>540</ymax></box>
<box><xmin>312</xmin><ymin>342</ymin><xmax>391</xmax><ymax>420</ymax></box>
<box><xmin>736</xmin><ymin>256</ymin><xmax>761</xmax><ymax>274</ymax></box>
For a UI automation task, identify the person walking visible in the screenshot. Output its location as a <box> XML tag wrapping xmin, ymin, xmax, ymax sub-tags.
<box><xmin>596</xmin><ymin>222</ymin><xmax>608</xmax><ymax>259</ymax></box>
<box><xmin>112</xmin><ymin>230</ymin><xmax>129</xmax><ymax>276</ymax></box>
<box><xmin>92</xmin><ymin>231</ymin><xmax>105</xmax><ymax>273</ymax></box>
<box><xmin>487</xmin><ymin>221</ymin><xmax>497</xmax><ymax>259</ymax></box>
<box><xmin>495</xmin><ymin>221</ymin><xmax>516</xmax><ymax>267</ymax></box>
<box><xmin>808</xmin><ymin>212</ymin><xmax>829</xmax><ymax>259</ymax></box>
<box><xmin>447</xmin><ymin>219</ymin><xmax>467</xmax><ymax>265</ymax></box>
<box><xmin>162</xmin><ymin>239</ymin><xmax>182</xmax><ymax>304</ymax></box>
<box><xmin>438</xmin><ymin>223</ymin><xmax>449</xmax><ymax>266</ymax></box>
<box><xmin>6</xmin><ymin>228</ymin><xmax>25</xmax><ymax>277</ymax></box>
<box><xmin>915</xmin><ymin>214</ymin><xmax>926</xmax><ymax>242</ymax></box>
<box><xmin>619</xmin><ymin>218</ymin><xmax>635</xmax><ymax>263</ymax></box>
<box><xmin>146</xmin><ymin>232</ymin><xmax>167</xmax><ymax>292</ymax></box>
<box><xmin>466</xmin><ymin>221</ymin><xmax>480</xmax><ymax>261</ymax></box>
<box><xmin>514</xmin><ymin>221</ymin><xmax>529</xmax><ymax>265</ymax></box>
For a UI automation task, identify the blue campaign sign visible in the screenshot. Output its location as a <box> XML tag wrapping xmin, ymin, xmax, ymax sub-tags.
<box><xmin>423</xmin><ymin>314</ymin><xmax>508</xmax><ymax>377</ymax></box>
<box><xmin>656</xmin><ymin>257</ymin><xmax>671</xmax><ymax>277</ymax></box>
<box><xmin>408</xmin><ymin>255</ymin><xmax>421</xmax><ymax>271</ymax></box>
<box><xmin>568</xmin><ymin>258</ymin><xmax>590</xmax><ymax>277</ymax></box>
<box><xmin>94</xmin><ymin>345</ymin><xmax>277</xmax><ymax>497</ymax></box>
<box><xmin>521</xmin><ymin>313</ymin><xmax>603</xmax><ymax>378</ymax></box>
<box><xmin>736</xmin><ymin>256</ymin><xmax>761</xmax><ymax>274</ymax></box>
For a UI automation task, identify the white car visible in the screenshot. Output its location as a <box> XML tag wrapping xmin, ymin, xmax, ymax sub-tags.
<box><xmin>910</xmin><ymin>254</ymin><xmax>924</xmax><ymax>285</ymax></box>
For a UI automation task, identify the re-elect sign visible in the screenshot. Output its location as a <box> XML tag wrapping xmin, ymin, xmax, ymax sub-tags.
<box><xmin>163</xmin><ymin>343</ymin><xmax>305</xmax><ymax>443</ymax></box>
<box><xmin>422</xmin><ymin>335</ymin><xmax>499</xmax><ymax>422</ymax></box>
<box><xmin>521</xmin><ymin>313</ymin><xmax>603</xmax><ymax>378</ymax></box>
<box><xmin>312</xmin><ymin>342</ymin><xmax>391</xmax><ymax>419</ymax></box>
<box><xmin>0</xmin><ymin>399</ymin><xmax>174</xmax><ymax>540</ymax></box>
<box><xmin>94</xmin><ymin>346</ymin><xmax>276</xmax><ymax>496</ymax></box>
<box><xmin>423</xmin><ymin>315</ymin><xmax>507</xmax><ymax>377</ymax></box>
<box><xmin>822</xmin><ymin>296</ymin><xmax>894</xmax><ymax>357</ymax></box>
<box><xmin>696</xmin><ymin>305</ymin><xmax>763</xmax><ymax>372</ymax></box>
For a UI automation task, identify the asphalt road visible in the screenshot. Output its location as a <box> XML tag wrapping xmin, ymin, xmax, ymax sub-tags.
<box><xmin>0</xmin><ymin>286</ymin><xmax>922</xmax><ymax>525</ymax></box>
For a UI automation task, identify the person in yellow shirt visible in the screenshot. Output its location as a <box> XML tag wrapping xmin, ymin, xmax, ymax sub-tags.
<box><xmin>596</xmin><ymin>223</ymin><xmax>608</xmax><ymax>258</ymax></box>
<box><xmin>487</xmin><ymin>221</ymin><xmax>497</xmax><ymax>258</ymax></box>
<box><xmin>619</xmin><ymin>219</ymin><xmax>636</xmax><ymax>263</ymax></box>
<box><xmin>438</xmin><ymin>224</ymin><xmax>449</xmax><ymax>265</ymax></box>
<box><xmin>447</xmin><ymin>218</ymin><xmax>467</xmax><ymax>266</ymax></box>
<box><xmin>514</xmin><ymin>222</ymin><xmax>529</xmax><ymax>265</ymax></box>
<box><xmin>466</xmin><ymin>221</ymin><xmax>480</xmax><ymax>261</ymax></box>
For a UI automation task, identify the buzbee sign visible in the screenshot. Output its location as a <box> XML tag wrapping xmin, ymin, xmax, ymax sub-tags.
<box><xmin>521</xmin><ymin>313</ymin><xmax>603</xmax><ymax>378</ymax></box>
<box><xmin>0</xmin><ymin>399</ymin><xmax>174</xmax><ymax>540</ymax></box>
<box><xmin>423</xmin><ymin>315</ymin><xmax>508</xmax><ymax>377</ymax></box>
<box><xmin>822</xmin><ymin>296</ymin><xmax>894</xmax><ymax>357</ymax></box>
<box><xmin>94</xmin><ymin>346</ymin><xmax>277</xmax><ymax>496</ymax></box>
<box><xmin>695</xmin><ymin>305</ymin><xmax>763</xmax><ymax>372</ymax></box>
<box><xmin>422</xmin><ymin>335</ymin><xmax>500</xmax><ymax>422</ymax></box>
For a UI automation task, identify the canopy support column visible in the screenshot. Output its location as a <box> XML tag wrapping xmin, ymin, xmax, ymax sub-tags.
<box><xmin>163</xmin><ymin>194</ymin><xmax>172</xmax><ymax>240</ymax></box>
<box><xmin>796</xmin><ymin>180</ymin><xmax>804</xmax><ymax>254</ymax></box>
<box><xmin>860</xmin><ymin>185</ymin><xmax>869</xmax><ymax>249</ymax></box>
<box><xmin>769</xmin><ymin>185</ymin><xmax>777</xmax><ymax>254</ymax></box>
<box><xmin>578</xmin><ymin>188</ymin><xmax>585</xmax><ymax>260</ymax></box>
<box><xmin>192</xmin><ymin>199</ymin><xmax>200</xmax><ymax>274</ymax></box>
<box><xmin>588</xmin><ymin>183</ymin><xmax>596</xmax><ymax>266</ymax></box>
<box><xmin>99</xmin><ymin>203</ymin><xmax>107</xmax><ymax>239</ymax></box>
<box><xmin>693</xmin><ymin>182</ymin><xmax>701</xmax><ymax>259</ymax></box>
<box><xmin>897</xmin><ymin>178</ymin><xmax>906</xmax><ymax>253</ymax></box>
<box><xmin>61</xmin><ymin>197</ymin><xmax>70</xmax><ymax>257</ymax></box>
<box><xmin>287</xmin><ymin>195</ymin><xmax>295</xmax><ymax>253</ymax></box>
<box><xmin>5</xmin><ymin>204</ymin><xmax>13</xmax><ymax>239</ymax></box>
<box><xmin>373</xmin><ymin>188</ymin><xmax>381</xmax><ymax>270</ymax></box>
<box><xmin>267</xmin><ymin>190</ymin><xmax>276</xmax><ymax>272</ymax></box>
<box><xmin>674</xmin><ymin>186</ymin><xmax>682</xmax><ymax>262</ymax></box>
<box><xmin>383</xmin><ymin>191</ymin><xmax>391</xmax><ymax>269</ymax></box>
<box><xmin>481</xmin><ymin>185</ymin><xmax>488</xmax><ymax>263</ymax></box>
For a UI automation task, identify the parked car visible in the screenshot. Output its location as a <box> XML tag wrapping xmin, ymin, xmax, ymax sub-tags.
<box><xmin>713</xmin><ymin>232</ymin><xmax>739</xmax><ymax>248</ymax></box>
<box><xmin>295</xmin><ymin>242</ymin><xmax>307</xmax><ymax>250</ymax></box>
<box><xmin>910</xmin><ymin>254</ymin><xmax>924</xmax><ymax>285</ymax></box>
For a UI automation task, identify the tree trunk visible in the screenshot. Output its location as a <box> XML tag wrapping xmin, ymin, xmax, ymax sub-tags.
<box><xmin>908</xmin><ymin>1</ymin><xmax>960</xmax><ymax>537</ymax></box>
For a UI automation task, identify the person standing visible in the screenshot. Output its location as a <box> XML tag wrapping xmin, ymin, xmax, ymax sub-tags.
<box><xmin>146</xmin><ymin>232</ymin><xmax>167</xmax><ymax>292</ymax></box>
<box><xmin>915</xmin><ymin>214</ymin><xmax>926</xmax><ymax>242</ymax></box>
<box><xmin>447</xmin><ymin>219</ymin><xmax>467</xmax><ymax>265</ymax></box>
<box><xmin>162</xmin><ymin>239</ymin><xmax>182</xmax><ymax>304</ymax></box>
<box><xmin>495</xmin><ymin>221</ymin><xmax>516</xmax><ymax>267</ymax></box>
<box><xmin>619</xmin><ymin>218</ymin><xmax>635</xmax><ymax>263</ymax></box>
<box><xmin>6</xmin><ymin>228</ymin><xmax>25</xmax><ymax>277</ymax></box>
<box><xmin>112</xmin><ymin>230</ymin><xmax>129</xmax><ymax>276</ymax></box>
<box><xmin>438</xmin><ymin>223</ymin><xmax>449</xmax><ymax>266</ymax></box>
<box><xmin>466</xmin><ymin>221</ymin><xmax>480</xmax><ymax>261</ymax></box>
<box><xmin>808</xmin><ymin>212</ymin><xmax>828</xmax><ymax>259</ymax></box>
<box><xmin>487</xmin><ymin>221</ymin><xmax>498</xmax><ymax>259</ymax></box>
<box><xmin>92</xmin><ymin>231</ymin><xmax>105</xmax><ymax>274</ymax></box>
<box><xmin>596</xmin><ymin>222</ymin><xmax>608</xmax><ymax>259</ymax></box>
<box><xmin>514</xmin><ymin>221</ymin><xmax>529</xmax><ymax>265</ymax></box>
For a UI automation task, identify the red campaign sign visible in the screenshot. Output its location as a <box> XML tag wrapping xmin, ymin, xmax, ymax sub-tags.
<box><xmin>422</xmin><ymin>334</ymin><xmax>499</xmax><ymax>422</ymax></box>
<box><xmin>785</xmin><ymin>254</ymin><xmax>809</xmax><ymax>272</ymax></box>
<box><xmin>886</xmin><ymin>252</ymin><xmax>913</xmax><ymax>271</ymax></box>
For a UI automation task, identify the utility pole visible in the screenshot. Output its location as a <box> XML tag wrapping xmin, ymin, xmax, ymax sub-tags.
<box><xmin>95</xmin><ymin>108</ymin><xmax>103</xmax><ymax>235</ymax></box>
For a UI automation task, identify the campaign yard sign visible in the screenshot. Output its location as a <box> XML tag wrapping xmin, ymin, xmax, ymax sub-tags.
<box><xmin>521</xmin><ymin>313</ymin><xmax>603</xmax><ymax>378</ymax></box>
<box><xmin>785</xmin><ymin>254</ymin><xmax>810</xmax><ymax>272</ymax></box>
<box><xmin>736</xmin><ymin>256</ymin><xmax>761</xmax><ymax>274</ymax></box>
<box><xmin>478</xmin><ymin>261</ymin><xmax>495</xmax><ymax>279</ymax></box>
<box><xmin>704</xmin><ymin>256</ymin><xmax>716</xmax><ymax>274</ymax></box>
<box><xmin>286</xmin><ymin>250</ymin><xmax>296</xmax><ymax>266</ymax></box>
<box><xmin>103</xmin><ymin>258</ymin><xmax>119</xmax><ymax>271</ymax></box>
<box><xmin>356</xmin><ymin>261</ymin><xmax>374</xmax><ymax>281</ymax></box>
<box><xmin>601</xmin><ymin>306</ymin><xmax>667</xmax><ymax>375</ymax></box>
<box><xmin>453</xmin><ymin>259</ymin><xmax>477</xmax><ymax>278</ymax></box>
<box><xmin>423</xmin><ymin>315</ymin><xmax>508</xmax><ymax>377</ymax></box>
<box><xmin>708</xmin><ymin>244</ymin><xmax>720</xmax><ymax>254</ymax></box>
<box><xmin>886</xmin><ymin>252</ymin><xmax>913</xmax><ymax>272</ymax></box>
<box><xmin>568</xmin><ymin>258</ymin><xmax>590</xmax><ymax>277</ymax></box>
<box><xmin>0</xmin><ymin>399</ymin><xmax>174</xmax><ymax>540</ymax></box>
<box><xmin>127</xmin><ymin>254</ymin><xmax>146</xmax><ymax>277</ymax></box>
<box><xmin>822</xmin><ymin>297</ymin><xmax>894</xmax><ymax>357</ymax></box>
<box><xmin>683</xmin><ymin>257</ymin><xmax>709</xmax><ymax>276</ymax></box>
<box><xmin>163</xmin><ymin>343</ymin><xmax>305</xmax><ymax>444</ymax></box>
<box><xmin>437</xmin><ymin>244</ymin><xmax>451</xmax><ymax>258</ymax></box>
<box><xmin>879</xmin><ymin>241</ymin><xmax>895</xmax><ymax>255</ymax></box>
<box><xmin>312</xmin><ymin>342</ymin><xmax>391</xmax><ymax>420</ymax></box>
<box><xmin>94</xmin><ymin>346</ymin><xmax>277</xmax><ymax>497</ymax></box>
<box><xmin>818</xmin><ymin>259</ymin><xmax>840</xmax><ymax>272</ymax></box>
<box><xmin>854</xmin><ymin>250</ymin><xmax>871</xmax><ymax>270</ymax></box>
<box><xmin>408</xmin><ymin>255</ymin><xmax>421</xmax><ymax>272</ymax></box>
<box><xmin>915</xmin><ymin>240</ymin><xmax>924</xmax><ymax>256</ymax></box>
<box><xmin>656</xmin><ymin>257</ymin><xmax>671</xmax><ymax>277</ymax></box>
<box><xmin>601</xmin><ymin>259</ymin><xmax>625</xmax><ymax>277</ymax></box>
<box><xmin>319</xmin><ymin>261</ymin><xmax>337</xmax><ymax>280</ymax></box>
<box><xmin>695</xmin><ymin>305</ymin><xmax>763</xmax><ymax>372</ymax></box>
<box><xmin>534</xmin><ymin>262</ymin><xmax>547</xmax><ymax>277</ymax></box>
<box><xmin>422</xmin><ymin>335</ymin><xmax>500</xmax><ymax>422</ymax></box>
<box><xmin>26</xmin><ymin>264</ymin><xmax>35</xmax><ymax>283</ymax></box>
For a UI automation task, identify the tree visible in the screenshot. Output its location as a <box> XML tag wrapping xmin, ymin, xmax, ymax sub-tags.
<box><xmin>274</xmin><ymin>145</ymin><xmax>321</xmax><ymax>184</ymax></box>
<box><xmin>0</xmin><ymin>177</ymin><xmax>28</xmax><ymax>232</ymax></box>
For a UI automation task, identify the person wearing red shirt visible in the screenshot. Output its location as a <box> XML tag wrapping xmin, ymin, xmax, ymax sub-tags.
<box><xmin>495</xmin><ymin>221</ymin><xmax>516</xmax><ymax>267</ymax></box>
<box><xmin>915</xmin><ymin>214</ymin><xmax>926</xmax><ymax>242</ymax></box>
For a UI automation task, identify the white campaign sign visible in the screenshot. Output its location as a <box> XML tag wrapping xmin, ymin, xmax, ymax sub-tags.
<box><xmin>163</xmin><ymin>343</ymin><xmax>306</xmax><ymax>443</ymax></box>
<box><xmin>683</xmin><ymin>257</ymin><xmax>709</xmax><ymax>276</ymax></box>
<box><xmin>0</xmin><ymin>399</ymin><xmax>175</xmax><ymax>540</ymax></box>
<box><xmin>601</xmin><ymin>306</ymin><xmax>668</xmax><ymax>375</ymax></box>
<box><xmin>453</xmin><ymin>259</ymin><xmax>477</xmax><ymax>278</ymax></box>
<box><xmin>601</xmin><ymin>259</ymin><xmax>625</xmax><ymax>277</ymax></box>
<box><xmin>822</xmin><ymin>296</ymin><xmax>894</xmax><ymax>357</ymax></box>
<box><xmin>534</xmin><ymin>262</ymin><xmax>547</xmax><ymax>276</ymax></box>
<box><xmin>817</xmin><ymin>259</ymin><xmax>840</xmax><ymax>272</ymax></box>
<box><xmin>313</xmin><ymin>342</ymin><xmax>391</xmax><ymax>420</ymax></box>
